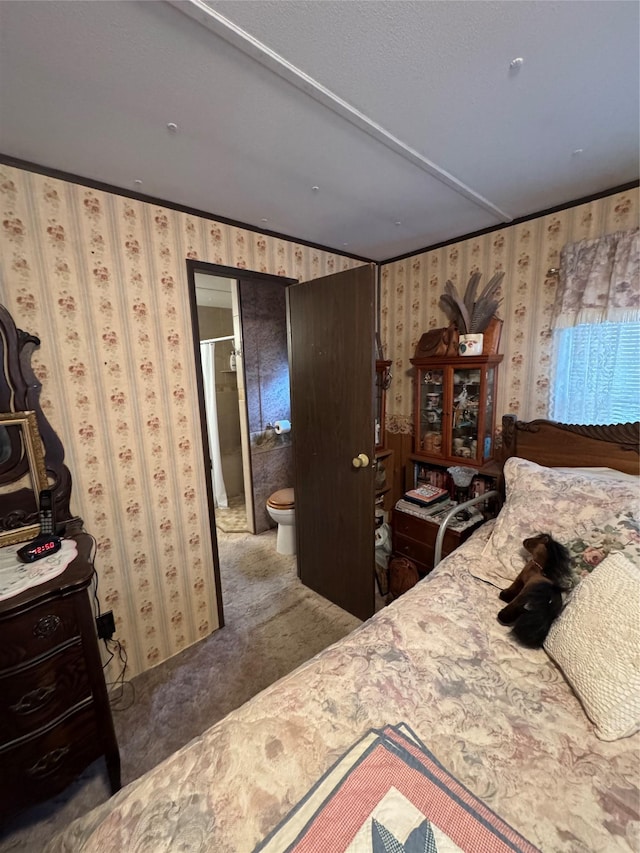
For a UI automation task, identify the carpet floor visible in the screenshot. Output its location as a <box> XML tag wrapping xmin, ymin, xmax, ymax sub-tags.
<box><xmin>0</xmin><ymin>528</ymin><xmax>365</xmax><ymax>852</ymax></box>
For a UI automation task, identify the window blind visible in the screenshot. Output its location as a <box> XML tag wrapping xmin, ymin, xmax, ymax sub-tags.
<box><xmin>551</xmin><ymin>322</ymin><xmax>640</xmax><ymax>425</ymax></box>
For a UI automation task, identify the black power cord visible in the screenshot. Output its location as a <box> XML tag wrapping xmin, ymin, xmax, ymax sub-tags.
<box><xmin>84</xmin><ymin>528</ymin><xmax>135</xmax><ymax>710</ymax></box>
<box><xmin>104</xmin><ymin>636</ymin><xmax>135</xmax><ymax>711</ymax></box>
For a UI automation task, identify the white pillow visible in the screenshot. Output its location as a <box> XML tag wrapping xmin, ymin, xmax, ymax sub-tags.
<box><xmin>544</xmin><ymin>552</ymin><xmax>640</xmax><ymax>741</ymax></box>
<box><xmin>482</xmin><ymin>457</ymin><xmax>639</xmax><ymax>586</ymax></box>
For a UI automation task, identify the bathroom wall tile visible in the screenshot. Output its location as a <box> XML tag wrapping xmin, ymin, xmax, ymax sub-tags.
<box><xmin>240</xmin><ymin>288</ymin><xmax>261</xmax><ymax>432</ymax></box>
<box><xmin>239</xmin><ymin>276</ymin><xmax>293</xmax><ymax>532</ymax></box>
<box><xmin>260</xmin><ymin>374</ymin><xmax>291</xmax><ymax>427</ymax></box>
<box><xmin>245</xmin><ymin>387</ymin><xmax>261</xmax><ymax>433</ymax></box>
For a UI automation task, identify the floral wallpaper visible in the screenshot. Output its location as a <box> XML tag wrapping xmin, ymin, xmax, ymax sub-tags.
<box><xmin>0</xmin><ymin>162</ymin><xmax>636</xmax><ymax>681</ymax></box>
<box><xmin>0</xmin><ymin>164</ymin><xmax>363</xmax><ymax>679</ymax></box>
<box><xmin>380</xmin><ymin>188</ymin><xmax>639</xmax><ymax>434</ymax></box>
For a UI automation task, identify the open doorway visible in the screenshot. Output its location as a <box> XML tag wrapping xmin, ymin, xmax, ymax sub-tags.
<box><xmin>187</xmin><ymin>260</ymin><xmax>297</xmax><ymax>546</ymax></box>
<box><xmin>194</xmin><ymin>271</ymin><xmax>249</xmax><ymax>534</ymax></box>
<box><xmin>187</xmin><ymin>260</ymin><xmax>380</xmax><ymax>625</ymax></box>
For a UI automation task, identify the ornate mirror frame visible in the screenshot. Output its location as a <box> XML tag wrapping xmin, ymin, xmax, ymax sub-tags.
<box><xmin>0</xmin><ymin>411</ymin><xmax>49</xmax><ymax>545</ymax></box>
<box><xmin>0</xmin><ymin>303</ymin><xmax>73</xmax><ymax>546</ymax></box>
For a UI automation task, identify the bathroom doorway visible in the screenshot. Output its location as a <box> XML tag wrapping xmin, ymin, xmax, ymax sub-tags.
<box><xmin>193</xmin><ymin>271</ymin><xmax>249</xmax><ymax>534</ymax></box>
<box><xmin>187</xmin><ymin>260</ymin><xmax>297</xmax><ymax>545</ymax></box>
<box><xmin>187</xmin><ymin>260</ymin><xmax>377</xmax><ymax>625</ymax></box>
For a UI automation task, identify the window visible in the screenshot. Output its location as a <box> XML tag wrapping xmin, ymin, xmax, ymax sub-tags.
<box><xmin>551</xmin><ymin>322</ymin><xmax>640</xmax><ymax>425</ymax></box>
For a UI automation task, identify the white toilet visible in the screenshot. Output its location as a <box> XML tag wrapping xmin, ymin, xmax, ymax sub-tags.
<box><xmin>266</xmin><ymin>487</ymin><xmax>296</xmax><ymax>555</ymax></box>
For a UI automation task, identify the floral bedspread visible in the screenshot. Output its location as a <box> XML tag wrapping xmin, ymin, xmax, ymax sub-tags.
<box><xmin>47</xmin><ymin>525</ymin><xmax>639</xmax><ymax>853</ymax></box>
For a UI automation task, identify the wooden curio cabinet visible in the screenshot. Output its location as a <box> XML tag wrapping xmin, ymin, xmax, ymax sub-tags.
<box><xmin>410</xmin><ymin>354</ymin><xmax>503</xmax><ymax>468</ymax></box>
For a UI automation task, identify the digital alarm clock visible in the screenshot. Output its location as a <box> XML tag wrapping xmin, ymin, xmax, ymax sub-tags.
<box><xmin>17</xmin><ymin>533</ymin><xmax>62</xmax><ymax>563</ymax></box>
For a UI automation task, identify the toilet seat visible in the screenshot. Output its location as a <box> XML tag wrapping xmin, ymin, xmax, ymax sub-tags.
<box><xmin>267</xmin><ymin>488</ymin><xmax>294</xmax><ymax>510</ymax></box>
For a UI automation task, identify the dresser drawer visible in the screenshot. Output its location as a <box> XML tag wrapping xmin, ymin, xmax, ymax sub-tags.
<box><xmin>394</xmin><ymin>533</ymin><xmax>434</xmax><ymax>568</ymax></box>
<box><xmin>0</xmin><ymin>702</ymin><xmax>101</xmax><ymax>816</ymax></box>
<box><xmin>0</xmin><ymin>641</ymin><xmax>91</xmax><ymax>744</ymax></box>
<box><xmin>393</xmin><ymin>511</ymin><xmax>471</xmax><ymax>554</ymax></box>
<box><xmin>393</xmin><ymin>510</ymin><xmax>438</xmax><ymax>543</ymax></box>
<box><xmin>0</xmin><ymin>597</ymin><xmax>80</xmax><ymax>670</ymax></box>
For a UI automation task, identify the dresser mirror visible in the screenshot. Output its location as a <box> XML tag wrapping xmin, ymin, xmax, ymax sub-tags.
<box><xmin>0</xmin><ymin>303</ymin><xmax>73</xmax><ymax>546</ymax></box>
<box><xmin>0</xmin><ymin>411</ymin><xmax>49</xmax><ymax>545</ymax></box>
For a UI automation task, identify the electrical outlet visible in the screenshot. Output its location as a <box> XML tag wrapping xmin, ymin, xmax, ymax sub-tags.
<box><xmin>96</xmin><ymin>611</ymin><xmax>115</xmax><ymax>640</ymax></box>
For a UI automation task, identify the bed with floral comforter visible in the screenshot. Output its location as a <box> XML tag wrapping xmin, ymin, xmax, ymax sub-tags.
<box><xmin>46</xmin><ymin>446</ymin><xmax>640</xmax><ymax>853</ymax></box>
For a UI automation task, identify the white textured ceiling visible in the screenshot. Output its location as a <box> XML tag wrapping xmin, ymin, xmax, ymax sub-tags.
<box><xmin>0</xmin><ymin>0</ymin><xmax>637</xmax><ymax>261</ymax></box>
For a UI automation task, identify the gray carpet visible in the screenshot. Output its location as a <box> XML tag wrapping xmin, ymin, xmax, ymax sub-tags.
<box><xmin>0</xmin><ymin>528</ymin><xmax>365</xmax><ymax>852</ymax></box>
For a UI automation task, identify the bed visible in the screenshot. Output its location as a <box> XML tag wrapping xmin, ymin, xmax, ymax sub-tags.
<box><xmin>46</xmin><ymin>417</ymin><xmax>640</xmax><ymax>853</ymax></box>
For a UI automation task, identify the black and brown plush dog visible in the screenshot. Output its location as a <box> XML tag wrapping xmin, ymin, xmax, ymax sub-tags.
<box><xmin>497</xmin><ymin>533</ymin><xmax>572</xmax><ymax>648</ymax></box>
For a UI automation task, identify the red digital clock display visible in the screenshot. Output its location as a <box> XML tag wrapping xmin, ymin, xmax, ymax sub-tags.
<box><xmin>17</xmin><ymin>534</ymin><xmax>62</xmax><ymax>563</ymax></box>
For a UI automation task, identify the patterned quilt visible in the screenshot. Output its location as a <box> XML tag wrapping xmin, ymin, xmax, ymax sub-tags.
<box><xmin>256</xmin><ymin>724</ymin><xmax>541</xmax><ymax>852</ymax></box>
<box><xmin>46</xmin><ymin>524</ymin><xmax>639</xmax><ymax>853</ymax></box>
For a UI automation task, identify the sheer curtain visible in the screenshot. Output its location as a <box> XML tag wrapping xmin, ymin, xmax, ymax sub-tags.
<box><xmin>200</xmin><ymin>342</ymin><xmax>228</xmax><ymax>509</ymax></box>
<box><xmin>549</xmin><ymin>228</ymin><xmax>640</xmax><ymax>423</ymax></box>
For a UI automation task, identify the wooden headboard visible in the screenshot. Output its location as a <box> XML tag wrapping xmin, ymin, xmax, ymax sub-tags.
<box><xmin>501</xmin><ymin>416</ymin><xmax>640</xmax><ymax>476</ymax></box>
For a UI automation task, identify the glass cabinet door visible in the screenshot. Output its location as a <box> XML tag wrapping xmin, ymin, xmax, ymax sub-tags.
<box><xmin>375</xmin><ymin>360</ymin><xmax>391</xmax><ymax>450</ymax></box>
<box><xmin>418</xmin><ymin>368</ymin><xmax>445</xmax><ymax>455</ymax></box>
<box><xmin>482</xmin><ymin>365</ymin><xmax>496</xmax><ymax>462</ymax></box>
<box><xmin>412</xmin><ymin>355</ymin><xmax>502</xmax><ymax>466</ymax></box>
<box><xmin>450</xmin><ymin>366</ymin><xmax>481</xmax><ymax>462</ymax></box>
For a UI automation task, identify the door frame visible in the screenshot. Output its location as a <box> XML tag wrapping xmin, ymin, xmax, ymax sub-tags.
<box><xmin>185</xmin><ymin>259</ymin><xmax>297</xmax><ymax>626</ymax></box>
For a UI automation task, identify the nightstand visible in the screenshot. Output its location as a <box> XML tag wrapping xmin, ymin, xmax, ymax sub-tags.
<box><xmin>391</xmin><ymin>505</ymin><xmax>484</xmax><ymax>577</ymax></box>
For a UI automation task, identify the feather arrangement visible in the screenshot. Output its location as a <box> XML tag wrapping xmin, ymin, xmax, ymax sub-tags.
<box><xmin>439</xmin><ymin>271</ymin><xmax>504</xmax><ymax>335</ymax></box>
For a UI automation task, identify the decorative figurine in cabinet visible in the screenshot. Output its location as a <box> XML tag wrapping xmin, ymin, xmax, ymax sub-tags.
<box><xmin>410</xmin><ymin>354</ymin><xmax>503</xmax><ymax>467</ymax></box>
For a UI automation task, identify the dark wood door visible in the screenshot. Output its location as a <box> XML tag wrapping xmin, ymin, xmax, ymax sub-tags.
<box><xmin>287</xmin><ymin>264</ymin><xmax>376</xmax><ymax>621</ymax></box>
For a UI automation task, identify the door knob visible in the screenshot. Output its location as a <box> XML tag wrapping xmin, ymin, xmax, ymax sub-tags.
<box><xmin>352</xmin><ymin>453</ymin><xmax>370</xmax><ymax>468</ymax></box>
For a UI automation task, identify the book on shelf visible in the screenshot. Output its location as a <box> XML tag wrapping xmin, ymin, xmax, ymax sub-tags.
<box><xmin>403</xmin><ymin>484</ymin><xmax>449</xmax><ymax>508</ymax></box>
<box><xmin>413</xmin><ymin>462</ymin><xmax>449</xmax><ymax>491</ymax></box>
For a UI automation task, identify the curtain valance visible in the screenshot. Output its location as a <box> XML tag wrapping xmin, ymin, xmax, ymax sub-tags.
<box><xmin>552</xmin><ymin>227</ymin><xmax>639</xmax><ymax>328</ymax></box>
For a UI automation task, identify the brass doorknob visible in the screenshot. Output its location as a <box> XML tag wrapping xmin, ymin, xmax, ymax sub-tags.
<box><xmin>352</xmin><ymin>453</ymin><xmax>370</xmax><ymax>468</ymax></box>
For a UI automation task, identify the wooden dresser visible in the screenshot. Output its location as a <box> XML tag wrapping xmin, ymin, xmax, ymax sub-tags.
<box><xmin>0</xmin><ymin>532</ymin><xmax>120</xmax><ymax>817</ymax></box>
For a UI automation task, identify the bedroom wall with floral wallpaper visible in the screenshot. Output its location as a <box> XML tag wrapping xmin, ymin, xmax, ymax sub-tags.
<box><xmin>0</xmin><ymin>163</ymin><xmax>364</xmax><ymax>679</ymax></box>
<box><xmin>380</xmin><ymin>187</ymin><xmax>639</xmax><ymax>436</ymax></box>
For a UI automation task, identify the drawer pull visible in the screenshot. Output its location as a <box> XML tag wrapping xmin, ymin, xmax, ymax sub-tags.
<box><xmin>26</xmin><ymin>745</ymin><xmax>70</xmax><ymax>778</ymax></box>
<box><xmin>33</xmin><ymin>615</ymin><xmax>62</xmax><ymax>639</ymax></box>
<box><xmin>9</xmin><ymin>683</ymin><xmax>56</xmax><ymax>715</ymax></box>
